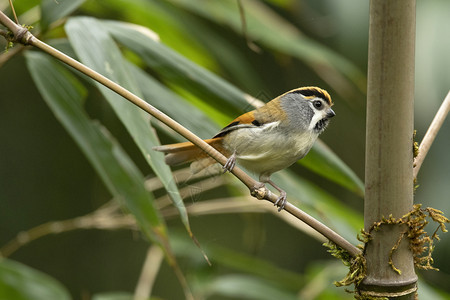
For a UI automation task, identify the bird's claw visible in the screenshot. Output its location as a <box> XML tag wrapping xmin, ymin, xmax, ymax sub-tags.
<box><xmin>250</xmin><ymin>181</ymin><xmax>286</xmax><ymax>211</ymax></box>
<box><xmin>223</xmin><ymin>152</ymin><xmax>237</xmax><ymax>173</ymax></box>
<box><xmin>274</xmin><ymin>190</ymin><xmax>287</xmax><ymax>212</ymax></box>
<box><xmin>265</xmin><ymin>180</ymin><xmax>287</xmax><ymax>212</ymax></box>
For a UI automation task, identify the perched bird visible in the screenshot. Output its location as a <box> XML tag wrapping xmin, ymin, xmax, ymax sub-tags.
<box><xmin>153</xmin><ymin>87</ymin><xmax>335</xmax><ymax>211</ymax></box>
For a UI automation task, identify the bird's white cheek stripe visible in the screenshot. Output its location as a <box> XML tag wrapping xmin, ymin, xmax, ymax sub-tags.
<box><xmin>309</xmin><ymin>112</ymin><xmax>325</xmax><ymax>130</ymax></box>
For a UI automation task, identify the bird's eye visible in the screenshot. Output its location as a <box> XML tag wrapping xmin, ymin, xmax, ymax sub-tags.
<box><xmin>313</xmin><ymin>100</ymin><xmax>323</xmax><ymax>109</ymax></box>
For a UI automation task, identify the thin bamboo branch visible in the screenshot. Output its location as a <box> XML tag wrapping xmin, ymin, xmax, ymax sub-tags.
<box><xmin>0</xmin><ymin>11</ymin><xmax>360</xmax><ymax>258</ymax></box>
<box><xmin>0</xmin><ymin>9</ymin><xmax>22</xmax><ymax>36</ymax></box>
<box><xmin>413</xmin><ymin>91</ymin><xmax>450</xmax><ymax>178</ymax></box>
<box><xmin>134</xmin><ymin>246</ymin><xmax>164</xmax><ymax>300</ymax></box>
<box><xmin>8</xmin><ymin>0</ymin><xmax>18</xmax><ymax>24</ymax></box>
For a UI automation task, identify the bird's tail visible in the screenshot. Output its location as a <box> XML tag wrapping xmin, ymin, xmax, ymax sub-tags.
<box><xmin>153</xmin><ymin>138</ymin><xmax>227</xmax><ymax>173</ymax></box>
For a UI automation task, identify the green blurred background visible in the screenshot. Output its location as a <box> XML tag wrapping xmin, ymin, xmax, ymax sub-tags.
<box><xmin>0</xmin><ymin>0</ymin><xmax>449</xmax><ymax>299</ymax></box>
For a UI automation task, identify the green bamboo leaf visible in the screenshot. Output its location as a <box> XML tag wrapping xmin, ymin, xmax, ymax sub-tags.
<box><xmin>271</xmin><ymin>170</ymin><xmax>362</xmax><ymax>243</ymax></box>
<box><xmin>301</xmin><ymin>261</ymin><xmax>349</xmax><ymax>300</ymax></box>
<box><xmin>104</xmin><ymin>20</ymin><xmax>249</xmax><ymax>117</ymax></box>
<box><xmin>104</xmin><ymin>20</ymin><xmax>363</xmax><ymax>196</ymax></box>
<box><xmin>91</xmin><ymin>292</ymin><xmax>132</xmax><ymax>300</ymax></box>
<box><xmin>127</xmin><ymin>62</ymin><xmax>220</xmax><ymax>139</ymax></box>
<box><xmin>221</xmin><ymin>169</ymin><xmax>361</xmax><ymax>243</ymax></box>
<box><xmin>81</xmin><ymin>0</ymin><xmax>217</xmax><ymax>71</ymax></box>
<box><xmin>40</xmin><ymin>0</ymin><xmax>86</xmax><ymax>31</ymax></box>
<box><xmin>202</xmin><ymin>275</ymin><xmax>297</xmax><ymax>300</ymax></box>
<box><xmin>170</xmin><ymin>233</ymin><xmax>304</xmax><ymax>290</ymax></box>
<box><xmin>94</xmin><ymin>0</ymin><xmax>265</xmax><ymax>92</ymax></box>
<box><xmin>64</xmin><ymin>17</ymin><xmax>190</xmax><ymax>235</ymax></box>
<box><xmin>302</xmin><ymin>140</ymin><xmax>365</xmax><ymax>196</ymax></box>
<box><xmin>208</xmin><ymin>247</ymin><xmax>303</xmax><ymax>291</ymax></box>
<box><xmin>91</xmin><ymin>293</ymin><xmax>169</xmax><ymax>300</ymax></box>
<box><xmin>169</xmin><ymin>0</ymin><xmax>366</xmax><ymax>94</ymax></box>
<box><xmin>0</xmin><ymin>259</ymin><xmax>71</xmax><ymax>300</ymax></box>
<box><xmin>25</xmin><ymin>51</ymin><xmax>167</xmax><ymax>247</ymax></box>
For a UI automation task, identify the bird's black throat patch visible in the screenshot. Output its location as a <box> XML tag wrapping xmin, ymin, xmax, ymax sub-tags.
<box><xmin>314</xmin><ymin>118</ymin><xmax>329</xmax><ymax>133</ymax></box>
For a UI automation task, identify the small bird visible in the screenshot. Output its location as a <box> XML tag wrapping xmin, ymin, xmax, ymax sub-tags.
<box><xmin>154</xmin><ymin>87</ymin><xmax>335</xmax><ymax>211</ymax></box>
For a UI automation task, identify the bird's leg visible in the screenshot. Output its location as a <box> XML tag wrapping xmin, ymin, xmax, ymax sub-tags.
<box><xmin>223</xmin><ymin>151</ymin><xmax>237</xmax><ymax>173</ymax></box>
<box><xmin>267</xmin><ymin>180</ymin><xmax>287</xmax><ymax>212</ymax></box>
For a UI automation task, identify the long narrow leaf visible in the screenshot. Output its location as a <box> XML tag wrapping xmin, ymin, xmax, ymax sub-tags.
<box><xmin>301</xmin><ymin>140</ymin><xmax>364</xmax><ymax>196</ymax></box>
<box><xmin>170</xmin><ymin>233</ymin><xmax>304</xmax><ymax>290</ymax></box>
<box><xmin>0</xmin><ymin>259</ymin><xmax>71</xmax><ymax>300</ymax></box>
<box><xmin>127</xmin><ymin>63</ymin><xmax>219</xmax><ymax>139</ymax></box>
<box><xmin>25</xmin><ymin>51</ymin><xmax>167</xmax><ymax>247</ymax></box>
<box><xmin>271</xmin><ymin>170</ymin><xmax>362</xmax><ymax>243</ymax></box>
<box><xmin>64</xmin><ymin>17</ymin><xmax>191</xmax><ymax>235</ymax></box>
<box><xmin>202</xmin><ymin>275</ymin><xmax>298</xmax><ymax>300</ymax></box>
<box><xmin>40</xmin><ymin>0</ymin><xmax>86</xmax><ymax>31</ymax></box>
<box><xmin>104</xmin><ymin>20</ymin><xmax>249</xmax><ymax>116</ymax></box>
<box><xmin>92</xmin><ymin>292</ymin><xmax>133</xmax><ymax>300</ymax></box>
<box><xmin>170</xmin><ymin>0</ymin><xmax>366</xmax><ymax>95</ymax></box>
<box><xmin>221</xmin><ymin>169</ymin><xmax>362</xmax><ymax>243</ymax></box>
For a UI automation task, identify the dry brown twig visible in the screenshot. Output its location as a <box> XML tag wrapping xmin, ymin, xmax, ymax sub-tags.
<box><xmin>0</xmin><ymin>201</ymin><xmax>136</xmax><ymax>257</ymax></box>
<box><xmin>413</xmin><ymin>91</ymin><xmax>450</xmax><ymax>179</ymax></box>
<box><xmin>0</xmin><ymin>192</ymin><xmax>324</xmax><ymax>258</ymax></box>
<box><xmin>134</xmin><ymin>245</ymin><xmax>164</xmax><ymax>300</ymax></box>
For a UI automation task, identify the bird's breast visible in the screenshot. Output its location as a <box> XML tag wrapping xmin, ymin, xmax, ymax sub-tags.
<box><xmin>222</xmin><ymin>125</ymin><xmax>318</xmax><ymax>175</ymax></box>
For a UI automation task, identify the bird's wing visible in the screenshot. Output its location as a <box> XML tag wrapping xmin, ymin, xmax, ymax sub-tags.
<box><xmin>213</xmin><ymin>106</ymin><xmax>282</xmax><ymax>138</ymax></box>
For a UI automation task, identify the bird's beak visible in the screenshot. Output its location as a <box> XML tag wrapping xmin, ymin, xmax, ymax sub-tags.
<box><xmin>327</xmin><ymin>108</ymin><xmax>336</xmax><ymax>118</ymax></box>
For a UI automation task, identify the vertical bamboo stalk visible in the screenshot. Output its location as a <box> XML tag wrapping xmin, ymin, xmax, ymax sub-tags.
<box><xmin>362</xmin><ymin>0</ymin><xmax>417</xmax><ymax>298</ymax></box>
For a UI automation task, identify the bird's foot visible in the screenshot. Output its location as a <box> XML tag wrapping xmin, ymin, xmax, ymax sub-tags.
<box><xmin>223</xmin><ymin>151</ymin><xmax>237</xmax><ymax>173</ymax></box>
<box><xmin>274</xmin><ymin>190</ymin><xmax>287</xmax><ymax>212</ymax></box>
<box><xmin>266</xmin><ymin>180</ymin><xmax>287</xmax><ymax>212</ymax></box>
